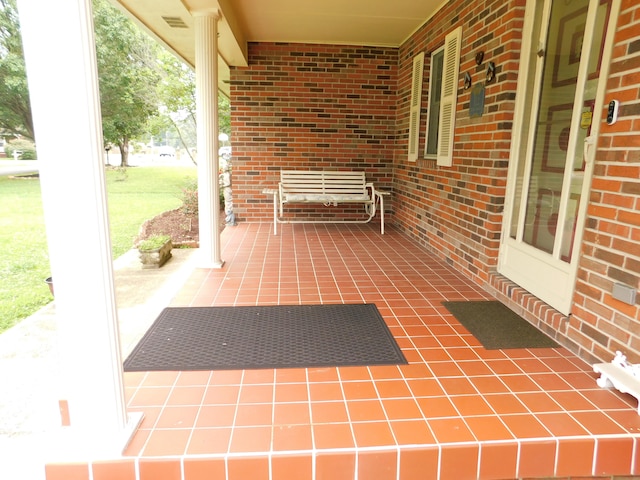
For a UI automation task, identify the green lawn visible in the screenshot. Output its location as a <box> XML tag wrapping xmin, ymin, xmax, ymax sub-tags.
<box><xmin>0</xmin><ymin>166</ymin><xmax>197</xmax><ymax>333</ymax></box>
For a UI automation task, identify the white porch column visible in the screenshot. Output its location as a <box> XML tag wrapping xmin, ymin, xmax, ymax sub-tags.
<box><xmin>17</xmin><ymin>0</ymin><xmax>129</xmax><ymax>447</ymax></box>
<box><xmin>194</xmin><ymin>12</ymin><xmax>224</xmax><ymax>268</ymax></box>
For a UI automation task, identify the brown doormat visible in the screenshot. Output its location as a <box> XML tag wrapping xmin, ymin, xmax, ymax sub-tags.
<box><xmin>123</xmin><ymin>304</ymin><xmax>407</xmax><ymax>371</ymax></box>
<box><xmin>442</xmin><ymin>301</ymin><xmax>559</xmax><ymax>350</ymax></box>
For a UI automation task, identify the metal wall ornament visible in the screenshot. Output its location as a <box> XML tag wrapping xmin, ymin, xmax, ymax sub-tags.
<box><xmin>475</xmin><ymin>51</ymin><xmax>484</xmax><ymax>65</ymax></box>
<box><xmin>486</xmin><ymin>61</ymin><xmax>496</xmax><ymax>83</ymax></box>
<box><xmin>464</xmin><ymin>72</ymin><xmax>472</xmax><ymax>90</ymax></box>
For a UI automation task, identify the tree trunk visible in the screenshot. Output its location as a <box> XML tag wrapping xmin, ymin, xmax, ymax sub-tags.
<box><xmin>118</xmin><ymin>139</ymin><xmax>129</xmax><ymax>167</ymax></box>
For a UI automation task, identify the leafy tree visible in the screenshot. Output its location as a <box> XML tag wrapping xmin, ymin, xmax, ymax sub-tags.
<box><xmin>154</xmin><ymin>50</ymin><xmax>197</xmax><ymax>163</ymax></box>
<box><xmin>93</xmin><ymin>0</ymin><xmax>160</xmax><ymax>167</ymax></box>
<box><xmin>154</xmin><ymin>50</ymin><xmax>232</xmax><ymax>165</ymax></box>
<box><xmin>0</xmin><ymin>0</ymin><xmax>32</xmax><ymax>140</ymax></box>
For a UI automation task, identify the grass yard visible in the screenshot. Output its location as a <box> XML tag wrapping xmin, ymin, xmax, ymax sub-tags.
<box><xmin>0</xmin><ymin>165</ymin><xmax>197</xmax><ymax>333</ymax></box>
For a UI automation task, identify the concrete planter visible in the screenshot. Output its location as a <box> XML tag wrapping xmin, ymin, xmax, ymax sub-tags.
<box><xmin>138</xmin><ymin>239</ymin><xmax>173</xmax><ymax>269</ymax></box>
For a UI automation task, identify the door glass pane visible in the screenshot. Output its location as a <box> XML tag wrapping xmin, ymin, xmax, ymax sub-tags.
<box><xmin>559</xmin><ymin>0</ymin><xmax>611</xmax><ymax>261</ymax></box>
<box><xmin>521</xmin><ymin>0</ymin><xmax>589</xmax><ymax>255</ymax></box>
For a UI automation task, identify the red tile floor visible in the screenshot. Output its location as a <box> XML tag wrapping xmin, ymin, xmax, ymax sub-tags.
<box><xmin>47</xmin><ymin>223</ymin><xmax>640</xmax><ymax>480</ymax></box>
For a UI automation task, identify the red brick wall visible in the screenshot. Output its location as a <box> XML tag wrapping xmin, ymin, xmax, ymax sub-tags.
<box><xmin>570</xmin><ymin>0</ymin><xmax>640</xmax><ymax>363</ymax></box>
<box><xmin>230</xmin><ymin>43</ymin><xmax>397</xmax><ymax>221</ymax></box>
<box><xmin>393</xmin><ymin>0</ymin><xmax>524</xmax><ymax>285</ymax></box>
<box><xmin>229</xmin><ymin>0</ymin><xmax>640</xmax><ymax>363</ymax></box>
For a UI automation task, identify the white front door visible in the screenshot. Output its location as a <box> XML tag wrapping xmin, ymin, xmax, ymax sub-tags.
<box><xmin>498</xmin><ymin>0</ymin><xmax>619</xmax><ymax>314</ymax></box>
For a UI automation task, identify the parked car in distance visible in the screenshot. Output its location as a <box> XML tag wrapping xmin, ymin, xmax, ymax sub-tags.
<box><xmin>158</xmin><ymin>146</ymin><xmax>175</xmax><ymax>157</ymax></box>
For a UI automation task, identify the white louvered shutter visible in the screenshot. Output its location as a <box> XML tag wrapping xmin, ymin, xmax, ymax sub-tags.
<box><xmin>408</xmin><ymin>52</ymin><xmax>424</xmax><ymax>162</ymax></box>
<box><xmin>437</xmin><ymin>27</ymin><xmax>462</xmax><ymax>167</ymax></box>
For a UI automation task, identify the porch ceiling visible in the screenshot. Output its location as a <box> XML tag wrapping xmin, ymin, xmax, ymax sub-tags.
<box><xmin>108</xmin><ymin>0</ymin><xmax>444</xmax><ymax>96</ymax></box>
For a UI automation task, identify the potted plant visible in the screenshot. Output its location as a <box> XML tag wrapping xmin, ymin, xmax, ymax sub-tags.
<box><xmin>137</xmin><ymin>234</ymin><xmax>172</xmax><ymax>269</ymax></box>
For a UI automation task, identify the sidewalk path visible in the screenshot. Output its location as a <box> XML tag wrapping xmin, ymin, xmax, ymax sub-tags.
<box><xmin>0</xmin><ymin>248</ymin><xmax>198</xmax><ymax>479</ymax></box>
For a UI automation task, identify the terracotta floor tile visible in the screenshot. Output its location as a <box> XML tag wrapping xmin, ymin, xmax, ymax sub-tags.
<box><xmin>75</xmin><ymin>225</ymin><xmax>640</xmax><ymax>478</ymax></box>
<box><xmin>465</xmin><ymin>415</ymin><xmax>513</xmax><ymax>441</ymax></box>
<box><xmin>91</xmin><ymin>459</ymin><xmax>136</xmax><ymax>480</ymax></box>
<box><xmin>227</xmin><ymin>455</ymin><xmax>269</xmax><ymax>480</ymax></box>
<box><xmin>186</xmin><ymin>427</ymin><xmax>231</xmax><ymax>454</ymax></box>
<box><xmin>436</xmin><ymin>377</ymin><xmax>477</xmax><ymax>395</ymax></box>
<box><xmin>239</xmin><ymin>384</ymin><xmax>274</xmax><ymax>403</ymax></box>
<box><xmin>399</xmin><ymin>447</ymin><xmax>439</xmax><ymax>480</ymax></box>
<box><xmin>406</xmin><ymin>378</ymin><xmax>445</xmax><ymax>397</ymax></box>
<box><xmin>142</xmin><ymin>428</ymin><xmax>191</xmax><ymax>456</ymax></box>
<box><xmin>273</xmin><ymin>401</ymin><xmax>310</xmax><ymax>425</ymax></box>
<box><xmin>308</xmin><ymin>382</ymin><xmax>344</xmax><ymax>401</ymax></box>
<box><xmin>517</xmin><ymin>440</ymin><xmax>557</xmax><ymax>478</ymax></box>
<box><xmin>416</xmin><ymin>396</ymin><xmax>458</xmax><ymax>418</ymax></box>
<box><xmin>45</xmin><ymin>463</ymin><xmax>89</xmax><ymax>480</ymax></box>
<box><xmin>501</xmin><ymin>374</ymin><xmax>541</xmax><ymax>393</ymax></box>
<box><xmin>483</xmin><ymin>393</ymin><xmax>528</xmax><ymax>415</ymax></box>
<box><xmin>390</xmin><ymin>419</ymin><xmax>436</xmax><ymax>445</ymax></box>
<box><xmin>315</xmin><ymin>451</ymin><xmax>356</xmax><ymax>480</ymax></box>
<box><xmin>357</xmin><ymin>449</ymin><xmax>398</xmax><ymax>480</ymax></box>
<box><xmin>529</xmin><ymin>372</ymin><xmax>572</xmax><ymax>391</ymax></box>
<box><xmin>338</xmin><ymin>366</ymin><xmax>372</xmax><ymax>381</ymax></box>
<box><xmin>469</xmin><ymin>375</ymin><xmax>510</xmax><ymax>394</ymax></box>
<box><xmin>500</xmin><ymin>414</ymin><xmax>551</xmax><ymax>439</ymax></box>
<box><xmin>593</xmin><ymin>436</ymin><xmax>635</xmax><ymax>475</ymax></box>
<box><xmin>183</xmin><ymin>458</ymin><xmax>226</xmax><ymax>480</ymax></box>
<box><xmin>274</xmin><ymin>368</ymin><xmax>308</xmax><ymax>383</ymax></box>
<box><xmin>242</xmin><ymin>369</ymin><xmax>275</xmax><ymax>385</ymax></box>
<box><xmin>555</xmin><ymin>438</ymin><xmax>595</xmax><ymax>476</ymax></box>
<box><xmin>229</xmin><ymin>426</ymin><xmax>273</xmax><ymax>453</ymax></box>
<box><xmin>203</xmin><ymin>385</ymin><xmax>240</xmax><ymax>404</ymax></box>
<box><xmin>439</xmin><ymin>444</ymin><xmax>479</xmax><ymax>480</ymax></box>
<box><xmin>196</xmin><ymin>404</ymin><xmax>236</xmax><ymax>427</ymax></box>
<box><xmin>478</xmin><ymin>442</ymin><xmax>518</xmax><ymax>480</ymax></box>
<box><xmin>450</xmin><ymin>395</ymin><xmax>493</xmax><ymax>416</ymax></box>
<box><xmin>138</xmin><ymin>458</ymin><xmax>182</xmax><ymax>480</ymax></box>
<box><xmin>571</xmin><ymin>410</ymin><xmax>627</xmax><ymax>435</ymax></box>
<box><xmin>428</xmin><ymin>362</ymin><xmax>464</xmax><ymax>377</ymax></box>
<box><xmin>352</xmin><ymin>421</ymin><xmax>396</xmax><ymax>447</ymax></box>
<box><xmin>517</xmin><ymin>392</ymin><xmax>562</xmax><ymax>413</ymax></box>
<box><xmin>375</xmin><ymin>379</ymin><xmax>413</xmax><ymax>398</ymax></box>
<box><xmin>313</xmin><ymin>422</ymin><xmax>354</xmax><ymax>449</ymax></box>
<box><xmin>347</xmin><ymin>399</ymin><xmax>385</xmax><ymax>422</ymax></box>
<box><xmin>175</xmin><ymin>370</ymin><xmax>212</xmax><ymax>386</ymax></box>
<box><xmin>272</xmin><ymin>424</ymin><xmax>313</xmax><ymax>451</ymax></box>
<box><xmin>486</xmin><ymin>359</ymin><xmax>521</xmax><ymax>375</ymax></box>
<box><xmin>235</xmin><ymin>403</ymin><xmax>273</xmax><ymax>426</ymax></box>
<box><xmin>271</xmin><ymin>454</ymin><xmax>313</xmax><ymax>480</ymax></box>
<box><xmin>342</xmin><ymin>381</ymin><xmax>378</xmax><ymax>400</ymax></box>
<box><xmin>155</xmin><ymin>405</ymin><xmax>199</xmax><ymax>428</ymax></box>
<box><xmin>274</xmin><ymin>383</ymin><xmax>309</xmax><ymax>402</ymax></box>
<box><xmin>382</xmin><ymin>398</ymin><xmax>423</xmax><ymax>421</ymax></box>
<box><xmin>457</xmin><ymin>360</ymin><xmax>493</xmax><ymax>376</ymax></box>
<box><xmin>311</xmin><ymin>401</ymin><xmax>349</xmax><ymax>424</ymax></box>
<box><xmin>536</xmin><ymin>412</ymin><xmax>589</xmax><ymax>437</ymax></box>
<box><xmin>427</xmin><ymin>417</ymin><xmax>475</xmax><ymax>443</ymax></box>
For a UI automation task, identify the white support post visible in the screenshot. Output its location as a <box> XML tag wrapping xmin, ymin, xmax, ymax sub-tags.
<box><xmin>195</xmin><ymin>12</ymin><xmax>224</xmax><ymax>268</ymax></box>
<box><xmin>17</xmin><ymin>0</ymin><xmax>131</xmax><ymax>452</ymax></box>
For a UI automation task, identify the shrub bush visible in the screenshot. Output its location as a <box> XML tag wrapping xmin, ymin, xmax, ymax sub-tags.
<box><xmin>6</xmin><ymin>139</ymin><xmax>37</xmax><ymax>160</ymax></box>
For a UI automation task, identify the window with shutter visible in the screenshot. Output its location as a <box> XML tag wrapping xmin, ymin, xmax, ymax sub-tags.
<box><xmin>408</xmin><ymin>52</ymin><xmax>424</xmax><ymax>162</ymax></box>
<box><xmin>424</xmin><ymin>27</ymin><xmax>462</xmax><ymax>166</ymax></box>
<box><xmin>437</xmin><ymin>27</ymin><xmax>461</xmax><ymax>166</ymax></box>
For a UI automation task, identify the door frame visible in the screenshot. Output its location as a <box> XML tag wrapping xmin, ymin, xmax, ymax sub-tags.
<box><xmin>498</xmin><ymin>0</ymin><xmax>621</xmax><ymax>315</ymax></box>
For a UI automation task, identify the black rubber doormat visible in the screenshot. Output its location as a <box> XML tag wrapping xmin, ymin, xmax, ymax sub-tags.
<box><xmin>123</xmin><ymin>304</ymin><xmax>407</xmax><ymax>371</ymax></box>
<box><xmin>442</xmin><ymin>301</ymin><xmax>559</xmax><ymax>350</ymax></box>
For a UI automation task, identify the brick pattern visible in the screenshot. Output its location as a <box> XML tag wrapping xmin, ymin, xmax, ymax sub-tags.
<box><xmin>229</xmin><ymin>0</ymin><xmax>640</xmax><ymax>363</ymax></box>
<box><xmin>571</xmin><ymin>0</ymin><xmax>640</xmax><ymax>362</ymax></box>
<box><xmin>230</xmin><ymin>43</ymin><xmax>397</xmax><ymax>221</ymax></box>
<box><xmin>393</xmin><ymin>0</ymin><xmax>523</xmax><ymax>286</ymax></box>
